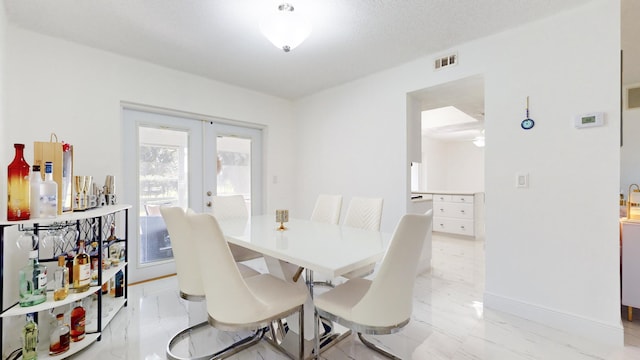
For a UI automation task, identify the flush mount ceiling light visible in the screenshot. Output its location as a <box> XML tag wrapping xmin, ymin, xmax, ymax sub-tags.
<box><xmin>260</xmin><ymin>3</ymin><xmax>312</xmax><ymax>52</ymax></box>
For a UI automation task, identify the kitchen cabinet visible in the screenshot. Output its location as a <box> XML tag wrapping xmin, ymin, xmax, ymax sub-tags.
<box><xmin>431</xmin><ymin>192</ymin><xmax>483</xmax><ymax>238</ymax></box>
<box><xmin>1</xmin><ymin>205</ymin><xmax>130</xmax><ymax>358</ymax></box>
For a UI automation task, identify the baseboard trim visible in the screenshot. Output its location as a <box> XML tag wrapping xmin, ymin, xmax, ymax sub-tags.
<box><xmin>484</xmin><ymin>291</ymin><xmax>623</xmax><ymax>346</ymax></box>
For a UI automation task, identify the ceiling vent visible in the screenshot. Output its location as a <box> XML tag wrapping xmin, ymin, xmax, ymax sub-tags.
<box><xmin>434</xmin><ymin>53</ymin><xmax>457</xmax><ymax>70</ymax></box>
<box><xmin>628</xmin><ymin>86</ymin><xmax>640</xmax><ymax>109</ymax></box>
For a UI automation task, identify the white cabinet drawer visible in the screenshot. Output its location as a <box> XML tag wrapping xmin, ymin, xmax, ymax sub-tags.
<box><xmin>433</xmin><ymin>194</ymin><xmax>451</xmax><ymax>202</ymax></box>
<box><xmin>433</xmin><ymin>218</ymin><xmax>474</xmax><ymax>236</ymax></box>
<box><xmin>450</xmin><ymin>194</ymin><xmax>474</xmax><ymax>204</ymax></box>
<box><xmin>433</xmin><ymin>202</ymin><xmax>474</xmax><ymax>219</ymax></box>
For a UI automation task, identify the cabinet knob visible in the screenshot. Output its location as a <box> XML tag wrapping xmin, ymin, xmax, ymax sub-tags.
<box><xmin>460</xmin><ymin>210</ymin><xmax>465</xmax><ymax>214</ymax></box>
<box><xmin>206</xmin><ymin>201</ymin><xmax>212</xmax><ymax>207</ymax></box>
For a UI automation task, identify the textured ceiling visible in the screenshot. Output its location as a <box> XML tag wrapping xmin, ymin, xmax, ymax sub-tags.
<box><xmin>3</xmin><ymin>0</ymin><xmax>595</xmax><ymax>99</ymax></box>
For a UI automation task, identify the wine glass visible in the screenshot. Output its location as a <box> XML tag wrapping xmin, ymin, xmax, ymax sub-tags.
<box><xmin>64</xmin><ymin>226</ymin><xmax>79</xmax><ymax>254</ymax></box>
<box><xmin>16</xmin><ymin>230</ymin><xmax>39</xmax><ymax>251</ymax></box>
<box><xmin>83</xmin><ymin>176</ymin><xmax>93</xmax><ymax>196</ymax></box>
<box><xmin>42</xmin><ymin>228</ymin><xmax>66</xmax><ymax>256</ymax></box>
<box><xmin>75</xmin><ymin>176</ymin><xmax>86</xmax><ymax>209</ymax></box>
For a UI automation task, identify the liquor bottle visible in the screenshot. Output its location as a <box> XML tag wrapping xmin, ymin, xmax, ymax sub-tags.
<box><xmin>53</xmin><ymin>255</ymin><xmax>69</xmax><ymax>301</ymax></box>
<box><xmin>41</xmin><ymin>161</ymin><xmax>58</xmax><ymax>218</ymax></box>
<box><xmin>70</xmin><ymin>300</ymin><xmax>86</xmax><ymax>342</ymax></box>
<box><xmin>29</xmin><ymin>165</ymin><xmax>42</xmax><ymax>219</ymax></box>
<box><xmin>115</xmin><ymin>270</ymin><xmax>124</xmax><ymax>297</ymax></box>
<box><xmin>49</xmin><ymin>313</ymin><xmax>70</xmax><ymax>355</ymax></box>
<box><xmin>22</xmin><ymin>313</ymin><xmax>38</xmax><ymax>360</ymax></box>
<box><xmin>19</xmin><ymin>250</ymin><xmax>48</xmax><ymax>307</ymax></box>
<box><xmin>73</xmin><ymin>240</ymin><xmax>91</xmax><ymax>293</ymax></box>
<box><xmin>7</xmin><ymin>143</ymin><xmax>31</xmax><ymax>221</ymax></box>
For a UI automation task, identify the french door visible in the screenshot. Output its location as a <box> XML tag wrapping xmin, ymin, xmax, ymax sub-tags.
<box><xmin>123</xmin><ymin>107</ymin><xmax>263</xmax><ymax>282</ymax></box>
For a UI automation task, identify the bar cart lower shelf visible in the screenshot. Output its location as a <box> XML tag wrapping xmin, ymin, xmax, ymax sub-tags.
<box><xmin>0</xmin><ymin>205</ymin><xmax>130</xmax><ymax>359</ymax></box>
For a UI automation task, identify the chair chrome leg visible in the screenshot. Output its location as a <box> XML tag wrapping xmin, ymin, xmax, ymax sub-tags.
<box><xmin>166</xmin><ymin>321</ymin><xmax>210</xmax><ymax>360</ymax></box>
<box><xmin>357</xmin><ymin>332</ymin><xmax>402</xmax><ymax>360</ymax></box>
<box><xmin>312</xmin><ymin>280</ymin><xmax>334</xmax><ymax>288</ymax></box>
<box><xmin>299</xmin><ymin>304</ymin><xmax>305</xmax><ymax>360</ymax></box>
<box><xmin>166</xmin><ymin>321</ymin><xmax>265</xmax><ymax>360</ymax></box>
<box><xmin>211</xmin><ymin>328</ymin><xmax>266</xmax><ymax>360</ymax></box>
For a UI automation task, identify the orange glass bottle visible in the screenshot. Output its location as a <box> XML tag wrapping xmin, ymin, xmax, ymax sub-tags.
<box><xmin>7</xmin><ymin>143</ymin><xmax>31</xmax><ymax>220</ymax></box>
<box><xmin>70</xmin><ymin>300</ymin><xmax>85</xmax><ymax>342</ymax></box>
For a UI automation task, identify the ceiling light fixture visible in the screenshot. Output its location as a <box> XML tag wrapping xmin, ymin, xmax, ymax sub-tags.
<box><xmin>260</xmin><ymin>3</ymin><xmax>312</xmax><ymax>52</ymax></box>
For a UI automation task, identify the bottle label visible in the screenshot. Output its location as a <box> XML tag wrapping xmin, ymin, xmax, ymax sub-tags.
<box><xmin>25</xmin><ymin>328</ymin><xmax>38</xmax><ymax>351</ymax></box>
<box><xmin>78</xmin><ymin>263</ymin><xmax>91</xmax><ymax>286</ymax></box>
<box><xmin>37</xmin><ymin>272</ymin><xmax>47</xmax><ymax>289</ymax></box>
<box><xmin>71</xmin><ymin>315</ymin><xmax>85</xmax><ymax>335</ymax></box>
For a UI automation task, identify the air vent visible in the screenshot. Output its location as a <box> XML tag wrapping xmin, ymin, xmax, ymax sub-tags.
<box><xmin>434</xmin><ymin>53</ymin><xmax>457</xmax><ymax>70</ymax></box>
<box><xmin>629</xmin><ymin>86</ymin><xmax>640</xmax><ymax>109</ymax></box>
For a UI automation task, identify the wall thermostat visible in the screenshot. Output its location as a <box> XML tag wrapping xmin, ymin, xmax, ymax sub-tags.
<box><xmin>575</xmin><ymin>112</ymin><xmax>604</xmax><ymax>129</ymax></box>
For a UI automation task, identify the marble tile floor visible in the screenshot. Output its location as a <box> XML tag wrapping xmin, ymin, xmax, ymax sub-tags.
<box><xmin>68</xmin><ymin>234</ymin><xmax>640</xmax><ymax>360</ymax></box>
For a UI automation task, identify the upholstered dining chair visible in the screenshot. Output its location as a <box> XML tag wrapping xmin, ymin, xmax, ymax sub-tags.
<box><xmin>160</xmin><ymin>207</ymin><xmax>261</xmax><ymax>360</ymax></box>
<box><xmin>340</xmin><ymin>197</ymin><xmax>384</xmax><ymax>279</ymax></box>
<box><xmin>313</xmin><ymin>211</ymin><xmax>433</xmax><ymax>359</ymax></box>
<box><xmin>187</xmin><ymin>212</ymin><xmax>308</xmax><ymax>359</ymax></box>
<box><xmin>210</xmin><ymin>195</ymin><xmax>263</xmax><ymax>262</ymax></box>
<box><xmin>310</xmin><ymin>194</ymin><xmax>343</xmax><ymax>224</ymax></box>
<box><xmin>343</xmin><ymin>197</ymin><xmax>384</xmax><ymax>231</ymax></box>
<box><xmin>290</xmin><ymin>194</ymin><xmax>343</xmax><ymax>283</ymax></box>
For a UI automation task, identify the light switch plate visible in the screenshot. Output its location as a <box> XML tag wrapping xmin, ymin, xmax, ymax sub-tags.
<box><xmin>516</xmin><ymin>173</ymin><xmax>529</xmax><ymax>188</ymax></box>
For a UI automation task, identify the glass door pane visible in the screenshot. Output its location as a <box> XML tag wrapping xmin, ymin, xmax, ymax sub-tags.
<box><xmin>210</xmin><ymin>123</ymin><xmax>263</xmax><ymax>215</ymax></box>
<box><xmin>123</xmin><ymin>108</ymin><xmax>205</xmax><ymax>283</ymax></box>
<box><xmin>138</xmin><ymin>127</ymin><xmax>188</xmax><ymax>264</ymax></box>
<box><xmin>216</xmin><ymin>136</ymin><xmax>252</xmax><ymax>214</ymax></box>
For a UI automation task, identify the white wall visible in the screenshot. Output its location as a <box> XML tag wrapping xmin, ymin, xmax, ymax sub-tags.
<box><xmin>483</xmin><ymin>0</ymin><xmax>621</xmax><ymax>344</ymax></box>
<box><xmin>421</xmin><ymin>137</ymin><xmax>484</xmax><ymax>192</ymax></box>
<box><xmin>294</xmin><ymin>0</ymin><xmax>622</xmax><ymax>344</ymax></box>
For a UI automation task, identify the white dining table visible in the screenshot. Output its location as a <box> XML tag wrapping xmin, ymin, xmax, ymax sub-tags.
<box><xmin>217</xmin><ymin>215</ymin><xmax>390</xmax><ymax>279</ymax></box>
<box><xmin>216</xmin><ymin>215</ymin><xmax>392</xmax><ymax>357</ymax></box>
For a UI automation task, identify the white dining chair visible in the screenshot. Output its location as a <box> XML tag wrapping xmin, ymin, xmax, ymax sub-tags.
<box><xmin>310</xmin><ymin>194</ymin><xmax>343</xmax><ymax>224</ymax></box>
<box><xmin>289</xmin><ymin>194</ymin><xmax>343</xmax><ymax>283</ymax></box>
<box><xmin>313</xmin><ymin>211</ymin><xmax>433</xmax><ymax>359</ymax></box>
<box><xmin>187</xmin><ymin>212</ymin><xmax>308</xmax><ymax>359</ymax></box>
<box><xmin>160</xmin><ymin>207</ymin><xmax>261</xmax><ymax>360</ymax></box>
<box><xmin>339</xmin><ymin>197</ymin><xmax>384</xmax><ymax>279</ymax></box>
<box><xmin>211</xmin><ymin>195</ymin><xmax>263</xmax><ymax>262</ymax></box>
<box><xmin>211</xmin><ymin>194</ymin><xmax>250</xmax><ymax>220</ymax></box>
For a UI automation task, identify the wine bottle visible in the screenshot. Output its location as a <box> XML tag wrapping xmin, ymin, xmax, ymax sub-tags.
<box><xmin>29</xmin><ymin>165</ymin><xmax>42</xmax><ymax>219</ymax></box>
<box><xmin>41</xmin><ymin>161</ymin><xmax>58</xmax><ymax>218</ymax></box>
<box><xmin>22</xmin><ymin>313</ymin><xmax>38</xmax><ymax>360</ymax></box>
<box><xmin>70</xmin><ymin>300</ymin><xmax>86</xmax><ymax>342</ymax></box>
<box><xmin>7</xmin><ymin>143</ymin><xmax>31</xmax><ymax>220</ymax></box>
<box><xmin>49</xmin><ymin>313</ymin><xmax>70</xmax><ymax>355</ymax></box>
<box><xmin>19</xmin><ymin>250</ymin><xmax>47</xmax><ymax>307</ymax></box>
<box><xmin>53</xmin><ymin>255</ymin><xmax>69</xmax><ymax>301</ymax></box>
<box><xmin>73</xmin><ymin>240</ymin><xmax>91</xmax><ymax>293</ymax></box>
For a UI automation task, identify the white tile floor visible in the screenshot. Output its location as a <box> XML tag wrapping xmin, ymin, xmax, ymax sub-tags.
<box><xmin>68</xmin><ymin>233</ymin><xmax>640</xmax><ymax>359</ymax></box>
